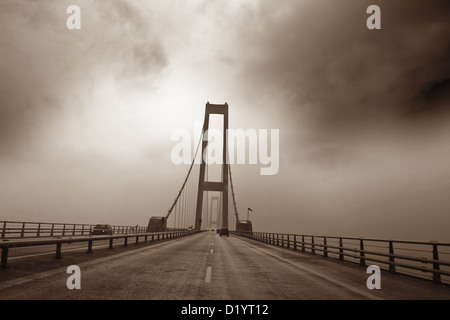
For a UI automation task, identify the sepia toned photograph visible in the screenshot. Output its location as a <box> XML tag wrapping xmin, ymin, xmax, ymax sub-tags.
<box><xmin>1</xmin><ymin>0</ymin><xmax>450</xmax><ymax>315</ymax></box>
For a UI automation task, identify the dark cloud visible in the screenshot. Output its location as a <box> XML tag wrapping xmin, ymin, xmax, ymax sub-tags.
<box><xmin>234</xmin><ymin>0</ymin><xmax>450</xmax><ymax>144</ymax></box>
<box><xmin>0</xmin><ymin>0</ymin><xmax>168</xmax><ymax>158</ymax></box>
<box><xmin>413</xmin><ymin>78</ymin><xmax>450</xmax><ymax>116</ymax></box>
<box><xmin>1</xmin><ymin>1</ymin><xmax>450</xmax><ymax>241</ymax></box>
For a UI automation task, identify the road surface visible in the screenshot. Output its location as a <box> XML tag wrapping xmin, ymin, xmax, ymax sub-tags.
<box><xmin>1</xmin><ymin>231</ymin><xmax>450</xmax><ymax>299</ymax></box>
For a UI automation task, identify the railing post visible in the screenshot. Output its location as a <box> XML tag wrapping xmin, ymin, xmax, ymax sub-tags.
<box><xmin>124</xmin><ymin>237</ymin><xmax>128</xmax><ymax>246</ymax></box>
<box><xmin>81</xmin><ymin>224</ymin><xmax>85</xmax><ymax>236</ymax></box>
<box><xmin>301</xmin><ymin>235</ymin><xmax>305</xmax><ymax>252</ymax></box>
<box><xmin>323</xmin><ymin>237</ymin><xmax>328</xmax><ymax>258</ymax></box>
<box><xmin>1</xmin><ymin>247</ymin><xmax>9</xmax><ymax>268</ymax></box>
<box><xmin>294</xmin><ymin>235</ymin><xmax>297</xmax><ymax>251</ymax></box>
<box><xmin>339</xmin><ymin>237</ymin><xmax>344</xmax><ymax>261</ymax></box>
<box><xmin>281</xmin><ymin>234</ymin><xmax>284</xmax><ymax>247</ymax></box>
<box><xmin>359</xmin><ymin>239</ymin><xmax>366</xmax><ymax>266</ymax></box>
<box><xmin>87</xmin><ymin>240</ymin><xmax>93</xmax><ymax>253</ymax></box>
<box><xmin>109</xmin><ymin>238</ymin><xmax>113</xmax><ymax>249</ymax></box>
<box><xmin>277</xmin><ymin>234</ymin><xmax>280</xmax><ymax>247</ymax></box>
<box><xmin>72</xmin><ymin>224</ymin><xmax>76</xmax><ymax>236</ymax></box>
<box><xmin>37</xmin><ymin>223</ymin><xmax>41</xmax><ymax>237</ymax></box>
<box><xmin>287</xmin><ymin>235</ymin><xmax>290</xmax><ymax>249</ymax></box>
<box><xmin>21</xmin><ymin>222</ymin><xmax>25</xmax><ymax>238</ymax></box>
<box><xmin>1</xmin><ymin>222</ymin><xmax>6</xmax><ymax>238</ymax></box>
<box><xmin>136</xmin><ymin>236</ymin><xmax>139</xmax><ymax>245</ymax></box>
<box><xmin>50</xmin><ymin>223</ymin><xmax>54</xmax><ymax>237</ymax></box>
<box><xmin>62</xmin><ymin>224</ymin><xmax>66</xmax><ymax>236</ymax></box>
<box><xmin>55</xmin><ymin>243</ymin><xmax>62</xmax><ymax>259</ymax></box>
<box><xmin>388</xmin><ymin>241</ymin><xmax>396</xmax><ymax>273</ymax></box>
<box><xmin>432</xmin><ymin>244</ymin><xmax>442</xmax><ymax>284</ymax></box>
<box><xmin>311</xmin><ymin>236</ymin><xmax>315</xmax><ymax>254</ymax></box>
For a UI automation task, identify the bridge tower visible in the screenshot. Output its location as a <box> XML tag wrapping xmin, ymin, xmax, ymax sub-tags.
<box><xmin>208</xmin><ymin>195</ymin><xmax>220</xmax><ymax>229</ymax></box>
<box><xmin>195</xmin><ymin>102</ymin><xmax>229</xmax><ymax>236</ymax></box>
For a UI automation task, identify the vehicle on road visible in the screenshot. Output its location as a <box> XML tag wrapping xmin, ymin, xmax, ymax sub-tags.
<box><xmin>219</xmin><ymin>228</ymin><xmax>229</xmax><ymax>237</ymax></box>
<box><xmin>91</xmin><ymin>224</ymin><xmax>113</xmax><ymax>235</ymax></box>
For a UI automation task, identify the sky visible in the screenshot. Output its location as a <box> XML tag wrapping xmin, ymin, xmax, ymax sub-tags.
<box><xmin>1</xmin><ymin>0</ymin><xmax>450</xmax><ymax>242</ymax></box>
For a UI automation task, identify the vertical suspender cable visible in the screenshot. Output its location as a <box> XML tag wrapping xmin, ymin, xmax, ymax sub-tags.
<box><xmin>165</xmin><ymin>127</ymin><xmax>204</xmax><ymax>221</ymax></box>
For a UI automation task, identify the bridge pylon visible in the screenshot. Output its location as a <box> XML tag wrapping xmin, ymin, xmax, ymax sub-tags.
<box><xmin>195</xmin><ymin>102</ymin><xmax>229</xmax><ymax>236</ymax></box>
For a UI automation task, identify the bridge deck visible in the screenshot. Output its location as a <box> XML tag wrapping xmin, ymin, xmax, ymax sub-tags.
<box><xmin>0</xmin><ymin>231</ymin><xmax>449</xmax><ymax>300</ymax></box>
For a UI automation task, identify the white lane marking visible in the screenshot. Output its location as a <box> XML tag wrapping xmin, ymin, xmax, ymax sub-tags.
<box><xmin>232</xmin><ymin>237</ymin><xmax>382</xmax><ymax>300</ymax></box>
<box><xmin>205</xmin><ymin>266</ymin><xmax>212</xmax><ymax>283</ymax></box>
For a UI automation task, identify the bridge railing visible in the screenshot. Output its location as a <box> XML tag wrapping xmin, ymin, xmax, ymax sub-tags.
<box><xmin>0</xmin><ymin>221</ymin><xmax>148</xmax><ymax>239</ymax></box>
<box><xmin>231</xmin><ymin>231</ymin><xmax>450</xmax><ymax>285</ymax></box>
<box><xmin>0</xmin><ymin>230</ymin><xmax>196</xmax><ymax>268</ymax></box>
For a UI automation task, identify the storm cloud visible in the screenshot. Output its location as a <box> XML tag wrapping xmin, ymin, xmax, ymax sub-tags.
<box><xmin>234</xmin><ymin>0</ymin><xmax>450</xmax><ymax>136</ymax></box>
<box><xmin>1</xmin><ymin>1</ymin><xmax>449</xmax><ymax>241</ymax></box>
<box><xmin>0</xmin><ymin>0</ymin><xmax>167</xmax><ymax>158</ymax></box>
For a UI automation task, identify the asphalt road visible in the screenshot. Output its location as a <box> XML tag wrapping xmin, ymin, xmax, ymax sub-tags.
<box><xmin>1</xmin><ymin>231</ymin><xmax>450</xmax><ymax>300</ymax></box>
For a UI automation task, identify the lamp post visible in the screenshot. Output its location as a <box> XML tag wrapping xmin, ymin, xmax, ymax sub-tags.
<box><xmin>247</xmin><ymin>208</ymin><xmax>253</xmax><ymax>221</ymax></box>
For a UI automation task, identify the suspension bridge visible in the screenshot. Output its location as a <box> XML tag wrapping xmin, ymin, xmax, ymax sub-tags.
<box><xmin>1</xmin><ymin>102</ymin><xmax>450</xmax><ymax>301</ymax></box>
<box><xmin>147</xmin><ymin>102</ymin><xmax>251</xmax><ymax>237</ymax></box>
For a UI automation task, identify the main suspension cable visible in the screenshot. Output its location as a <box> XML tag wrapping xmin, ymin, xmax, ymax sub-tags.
<box><xmin>229</xmin><ymin>164</ymin><xmax>240</xmax><ymax>222</ymax></box>
<box><xmin>166</xmin><ymin>126</ymin><xmax>204</xmax><ymax>220</ymax></box>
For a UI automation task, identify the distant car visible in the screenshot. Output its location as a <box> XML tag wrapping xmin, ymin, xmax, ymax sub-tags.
<box><xmin>219</xmin><ymin>228</ymin><xmax>229</xmax><ymax>237</ymax></box>
<box><xmin>91</xmin><ymin>224</ymin><xmax>113</xmax><ymax>235</ymax></box>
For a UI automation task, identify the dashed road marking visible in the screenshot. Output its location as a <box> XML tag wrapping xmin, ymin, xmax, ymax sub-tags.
<box><xmin>205</xmin><ymin>266</ymin><xmax>212</xmax><ymax>283</ymax></box>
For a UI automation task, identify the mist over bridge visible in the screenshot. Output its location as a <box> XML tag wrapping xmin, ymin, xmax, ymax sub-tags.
<box><xmin>1</xmin><ymin>103</ymin><xmax>450</xmax><ymax>301</ymax></box>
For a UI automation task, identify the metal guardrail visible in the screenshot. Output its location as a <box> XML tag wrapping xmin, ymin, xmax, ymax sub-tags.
<box><xmin>0</xmin><ymin>230</ymin><xmax>196</xmax><ymax>268</ymax></box>
<box><xmin>0</xmin><ymin>221</ymin><xmax>147</xmax><ymax>239</ymax></box>
<box><xmin>232</xmin><ymin>231</ymin><xmax>450</xmax><ymax>285</ymax></box>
